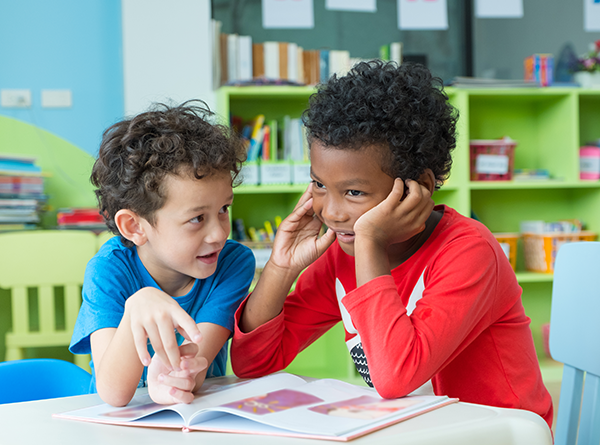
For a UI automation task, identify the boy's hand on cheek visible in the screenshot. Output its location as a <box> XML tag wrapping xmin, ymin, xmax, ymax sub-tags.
<box><xmin>269</xmin><ymin>185</ymin><xmax>335</xmax><ymax>273</ymax></box>
<box><xmin>354</xmin><ymin>178</ymin><xmax>434</xmax><ymax>248</ymax></box>
<box><xmin>147</xmin><ymin>343</ymin><xmax>208</xmax><ymax>404</ymax></box>
<box><xmin>125</xmin><ymin>287</ymin><xmax>203</xmax><ymax>373</ymax></box>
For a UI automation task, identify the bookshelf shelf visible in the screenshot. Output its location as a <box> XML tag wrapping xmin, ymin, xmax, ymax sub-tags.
<box><xmin>468</xmin><ymin>180</ymin><xmax>600</xmax><ymax>190</ymax></box>
<box><xmin>515</xmin><ymin>272</ymin><xmax>554</xmax><ymax>283</ymax></box>
<box><xmin>218</xmin><ymin>86</ymin><xmax>600</xmax><ymax>375</ymax></box>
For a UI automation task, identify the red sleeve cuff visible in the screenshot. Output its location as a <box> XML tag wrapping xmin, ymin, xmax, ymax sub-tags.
<box><xmin>341</xmin><ymin>274</ymin><xmax>397</xmax><ymax>313</ymax></box>
<box><xmin>232</xmin><ymin>294</ymin><xmax>286</xmax><ymax>340</ymax></box>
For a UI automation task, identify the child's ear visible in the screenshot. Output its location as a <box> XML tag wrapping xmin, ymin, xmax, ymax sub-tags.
<box><xmin>417</xmin><ymin>169</ymin><xmax>437</xmax><ymax>195</ymax></box>
<box><xmin>114</xmin><ymin>209</ymin><xmax>148</xmax><ymax>246</ymax></box>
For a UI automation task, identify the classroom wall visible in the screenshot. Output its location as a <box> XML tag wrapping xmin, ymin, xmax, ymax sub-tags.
<box><xmin>474</xmin><ymin>0</ymin><xmax>600</xmax><ymax>79</ymax></box>
<box><xmin>0</xmin><ymin>1</ymin><xmax>124</xmax><ymax>157</ymax></box>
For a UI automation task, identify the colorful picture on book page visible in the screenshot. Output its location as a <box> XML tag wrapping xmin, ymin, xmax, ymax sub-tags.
<box><xmin>309</xmin><ymin>396</ymin><xmax>420</xmax><ymax>419</ymax></box>
<box><xmin>222</xmin><ymin>389</ymin><xmax>323</xmax><ymax>415</ymax></box>
<box><xmin>100</xmin><ymin>402</ymin><xmax>162</xmax><ymax>418</ymax></box>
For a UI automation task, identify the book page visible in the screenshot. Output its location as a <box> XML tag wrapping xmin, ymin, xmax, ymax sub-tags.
<box><xmin>55</xmin><ymin>373</ymin><xmax>307</xmax><ymax>427</ymax></box>
<box><xmin>55</xmin><ymin>373</ymin><xmax>453</xmax><ymax>439</ymax></box>
<box><xmin>189</xmin><ymin>378</ymin><xmax>452</xmax><ymax>438</ymax></box>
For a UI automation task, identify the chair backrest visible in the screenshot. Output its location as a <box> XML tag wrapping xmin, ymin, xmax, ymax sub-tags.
<box><xmin>0</xmin><ymin>358</ymin><xmax>91</xmax><ymax>404</ymax></box>
<box><xmin>0</xmin><ymin>230</ymin><xmax>97</xmax><ymax>361</ymax></box>
<box><xmin>549</xmin><ymin>241</ymin><xmax>600</xmax><ymax>445</ymax></box>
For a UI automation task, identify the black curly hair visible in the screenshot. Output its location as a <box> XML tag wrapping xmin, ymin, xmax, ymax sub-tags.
<box><xmin>302</xmin><ymin>60</ymin><xmax>458</xmax><ymax>188</ymax></box>
<box><xmin>91</xmin><ymin>100</ymin><xmax>246</xmax><ymax>247</ymax></box>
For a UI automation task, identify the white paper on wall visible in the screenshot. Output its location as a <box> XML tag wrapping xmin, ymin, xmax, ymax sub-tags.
<box><xmin>398</xmin><ymin>0</ymin><xmax>448</xmax><ymax>30</ymax></box>
<box><xmin>262</xmin><ymin>0</ymin><xmax>314</xmax><ymax>29</ymax></box>
<box><xmin>325</xmin><ymin>0</ymin><xmax>376</xmax><ymax>12</ymax></box>
<box><xmin>475</xmin><ymin>0</ymin><xmax>523</xmax><ymax>18</ymax></box>
<box><xmin>585</xmin><ymin>0</ymin><xmax>600</xmax><ymax>32</ymax></box>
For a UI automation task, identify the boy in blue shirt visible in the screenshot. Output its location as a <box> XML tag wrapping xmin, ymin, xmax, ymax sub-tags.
<box><xmin>70</xmin><ymin>101</ymin><xmax>255</xmax><ymax>407</ymax></box>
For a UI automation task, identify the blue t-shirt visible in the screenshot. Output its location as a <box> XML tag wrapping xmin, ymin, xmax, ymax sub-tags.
<box><xmin>70</xmin><ymin>236</ymin><xmax>255</xmax><ymax>392</ymax></box>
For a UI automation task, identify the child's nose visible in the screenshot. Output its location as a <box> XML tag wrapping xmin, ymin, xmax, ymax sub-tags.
<box><xmin>206</xmin><ymin>219</ymin><xmax>229</xmax><ymax>243</ymax></box>
<box><xmin>320</xmin><ymin>195</ymin><xmax>348</xmax><ymax>223</ymax></box>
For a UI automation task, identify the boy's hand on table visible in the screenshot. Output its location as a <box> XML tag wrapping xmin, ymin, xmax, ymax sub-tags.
<box><xmin>354</xmin><ymin>178</ymin><xmax>434</xmax><ymax>249</ymax></box>
<box><xmin>147</xmin><ymin>343</ymin><xmax>208</xmax><ymax>404</ymax></box>
<box><xmin>269</xmin><ymin>185</ymin><xmax>336</xmax><ymax>273</ymax></box>
<box><xmin>125</xmin><ymin>287</ymin><xmax>203</xmax><ymax>372</ymax></box>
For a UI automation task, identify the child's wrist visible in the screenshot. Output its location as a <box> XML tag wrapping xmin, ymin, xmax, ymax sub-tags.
<box><xmin>355</xmin><ymin>232</ymin><xmax>389</xmax><ymax>253</ymax></box>
<box><xmin>263</xmin><ymin>260</ymin><xmax>301</xmax><ymax>285</ymax></box>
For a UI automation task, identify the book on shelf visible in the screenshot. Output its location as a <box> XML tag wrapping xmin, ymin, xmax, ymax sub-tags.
<box><xmin>227</xmin><ymin>33</ymin><xmax>239</xmax><ymax>83</ymax></box>
<box><xmin>0</xmin><ymin>154</ymin><xmax>42</xmax><ymax>174</ymax></box>
<box><xmin>278</xmin><ymin>41</ymin><xmax>289</xmax><ymax>80</ymax></box>
<box><xmin>219</xmin><ymin>32</ymin><xmax>229</xmax><ymax>86</ymax></box>
<box><xmin>319</xmin><ymin>49</ymin><xmax>330</xmax><ymax>84</ymax></box>
<box><xmin>252</xmin><ymin>43</ymin><xmax>265</xmax><ymax>78</ymax></box>
<box><xmin>0</xmin><ymin>175</ymin><xmax>44</xmax><ymax>196</ymax></box>
<box><xmin>296</xmin><ymin>45</ymin><xmax>305</xmax><ymax>84</ymax></box>
<box><xmin>56</xmin><ymin>208</ymin><xmax>106</xmax><ymax>230</ymax></box>
<box><xmin>0</xmin><ymin>198</ymin><xmax>39</xmax><ymax>209</ymax></box>
<box><xmin>264</xmin><ymin>41</ymin><xmax>280</xmax><ymax>80</ymax></box>
<box><xmin>0</xmin><ymin>223</ymin><xmax>37</xmax><ymax>232</ymax></box>
<box><xmin>217</xmin><ymin>34</ymin><xmax>367</xmax><ymax>86</ymax></box>
<box><xmin>329</xmin><ymin>50</ymin><xmax>351</xmax><ymax>78</ymax></box>
<box><xmin>236</xmin><ymin>113</ymin><xmax>308</xmax><ymax>164</ymax></box>
<box><xmin>287</xmin><ymin>42</ymin><xmax>298</xmax><ymax>83</ymax></box>
<box><xmin>54</xmin><ymin>373</ymin><xmax>456</xmax><ymax>441</ymax></box>
<box><xmin>0</xmin><ymin>165</ymin><xmax>47</xmax><ymax>226</ymax></box>
<box><xmin>238</xmin><ymin>35</ymin><xmax>253</xmax><ymax>82</ymax></box>
<box><xmin>0</xmin><ymin>213</ymin><xmax>39</xmax><ymax>223</ymax></box>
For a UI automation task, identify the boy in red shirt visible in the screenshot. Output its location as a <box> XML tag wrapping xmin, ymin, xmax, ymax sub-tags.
<box><xmin>231</xmin><ymin>60</ymin><xmax>553</xmax><ymax>428</ymax></box>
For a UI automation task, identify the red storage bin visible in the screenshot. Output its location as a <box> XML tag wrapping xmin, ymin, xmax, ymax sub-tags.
<box><xmin>469</xmin><ymin>137</ymin><xmax>517</xmax><ymax>181</ymax></box>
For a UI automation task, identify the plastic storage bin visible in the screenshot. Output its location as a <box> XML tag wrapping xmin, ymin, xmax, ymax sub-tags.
<box><xmin>522</xmin><ymin>231</ymin><xmax>597</xmax><ymax>273</ymax></box>
<box><xmin>469</xmin><ymin>137</ymin><xmax>517</xmax><ymax>181</ymax></box>
<box><xmin>579</xmin><ymin>146</ymin><xmax>600</xmax><ymax>180</ymax></box>
<box><xmin>492</xmin><ymin>232</ymin><xmax>519</xmax><ymax>272</ymax></box>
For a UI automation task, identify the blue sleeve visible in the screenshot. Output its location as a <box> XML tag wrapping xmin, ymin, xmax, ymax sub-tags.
<box><xmin>191</xmin><ymin>241</ymin><xmax>255</xmax><ymax>332</ymax></box>
<box><xmin>69</xmin><ymin>255</ymin><xmax>137</xmax><ymax>355</ymax></box>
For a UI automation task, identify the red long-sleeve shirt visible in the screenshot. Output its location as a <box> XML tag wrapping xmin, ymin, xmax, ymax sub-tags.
<box><xmin>231</xmin><ymin>206</ymin><xmax>553</xmax><ymax>428</ymax></box>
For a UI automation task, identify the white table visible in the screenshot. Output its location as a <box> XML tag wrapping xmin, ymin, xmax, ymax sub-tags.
<box><xmin>0</xmin><ymin>391</ymin><xmax>552</xmax><ymax>445</ymax></box>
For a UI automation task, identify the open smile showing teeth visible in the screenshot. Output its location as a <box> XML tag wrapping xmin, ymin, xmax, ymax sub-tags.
<box><xmin>197</xmin><ymin>250</ymin><xmax>220</xmax><ymax>264</ymax></box>
<box><xmin>335</xmin><ymin>231</ymin><xmax>355</xmax><ymax>243</ymax></box>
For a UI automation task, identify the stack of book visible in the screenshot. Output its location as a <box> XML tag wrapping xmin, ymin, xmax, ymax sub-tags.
<box><xmin>213</xmin><ymin>20</ymin><xmax>373</xmax><ymax>86</ymax></box>
<box><xmin>0</xmin><ymin>154</ymin><xmax>46</xmax><ymax>232</ymax></box>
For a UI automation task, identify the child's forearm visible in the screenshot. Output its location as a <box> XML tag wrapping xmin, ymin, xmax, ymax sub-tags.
<box><xmin>354</xmin><ymin>237</ymin><xmax>392</xmax><ymax>288</ymax></box>
<box><xmin>239</xmin><ymin>260</ymin><xmax>301</xmax><ymax>333</ymax></box>
<box><xmin>92</xmin><ymin>319</ymin><xmax>144</xmax><ymax>407</ymax></box>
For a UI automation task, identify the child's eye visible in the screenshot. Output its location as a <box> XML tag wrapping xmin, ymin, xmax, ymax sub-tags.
<box><xmin>348</xmin><ymin>190</ymin><xmax>364</xmax><ymax>197</ymax></box>
<box><xmin>190</xmin><ymin>215</ymin><xmax>204</xmax><ymax>223</ymax></box>
<box><xmin>219</xmin><ymin>204</ymin><xmax>230</xmax><ymax>214</ymax></box>
<box><xmin>311</xmin><ymin>180</ymin><xmax>325</xmax><ymax>189</ymax></box>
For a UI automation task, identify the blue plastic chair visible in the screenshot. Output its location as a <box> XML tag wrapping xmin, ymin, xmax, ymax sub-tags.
<box><xmin>0</xmin><ymin>358</ymin><xmax>91</xmax><ymax>404</ymax></box>
<box><xmin>549</xmin><ymin>241</ymin><xmax>600</xmax><ymax>445</ymax></box>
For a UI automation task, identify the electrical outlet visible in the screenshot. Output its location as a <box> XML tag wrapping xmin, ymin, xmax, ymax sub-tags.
<box><xmin>1</xmin><ymin>89</ymin><xmax>32</xmax><ymax>108</ymax></box>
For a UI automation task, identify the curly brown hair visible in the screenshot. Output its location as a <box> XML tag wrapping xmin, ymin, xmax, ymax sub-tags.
<box><xmin>91</xmin><ymin>100</ymin><xmax>246</xmax><ymax>247</ymax></box>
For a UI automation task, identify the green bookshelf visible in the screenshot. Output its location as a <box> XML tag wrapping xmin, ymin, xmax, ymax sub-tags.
<box><xmin>218</xmin><ymin>86</ymin><xmax>600</xmax><ymax>381</ymax></box>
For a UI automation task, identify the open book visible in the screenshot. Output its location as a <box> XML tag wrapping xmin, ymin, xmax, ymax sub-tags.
<box><xmin>54</xmin><ymin>373</ymin><xmax>456</xmax><ymax>441</ymax></box>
